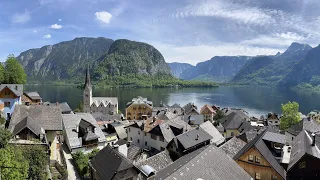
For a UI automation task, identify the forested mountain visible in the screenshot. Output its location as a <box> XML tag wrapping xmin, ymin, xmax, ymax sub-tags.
<box><xmin>168</xmin><ymin>62</ymin><xmax>194</xmax><ymax>79</ymax></box>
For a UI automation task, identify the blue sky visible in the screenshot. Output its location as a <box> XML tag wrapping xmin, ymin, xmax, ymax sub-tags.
<box><xmin>1</xmin><ymin>0</ymin><xmax>320</xmax><ymax>65</ymax></box>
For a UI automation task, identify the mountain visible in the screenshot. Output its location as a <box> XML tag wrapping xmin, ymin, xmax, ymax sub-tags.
<box><xmin>168</xmin><ymin>62</ymin><xmax>194</xmax><ymax>79</ymax></box>
<box><xmin>17</xmin><ymin>37</ymin><xmax>171</xmax><ymax>83</ymax></box>
<box><xmin>180</xmin><ymin>56</ymin><xmax>252</xmax><ymax>82</ymax></box>
<box><xmin>280</xmin><ymin>44</ymin><xmax>320</xmax><ymax>88</ymax></box>
<box><xmin>232</xmin><ymin>43</ymin><xmax>312</xmax><ymax>86</ymax></box>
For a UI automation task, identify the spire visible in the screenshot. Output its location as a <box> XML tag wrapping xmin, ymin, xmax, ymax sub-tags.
<box><xmin>85</xmin><ymin>65</ymin><xmax>91</xmax><ymax>88</ymax></box>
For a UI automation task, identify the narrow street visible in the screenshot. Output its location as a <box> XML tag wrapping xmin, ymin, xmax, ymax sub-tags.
<box><xmin>62</xmin><ymin>144</ymin><xmax>81</xmax><ymax>180</ymax></box>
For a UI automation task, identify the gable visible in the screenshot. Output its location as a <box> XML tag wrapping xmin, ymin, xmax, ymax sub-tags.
<box><xmin>0</xmin><ymin>87</ymin><xmax>18</xmax><ymax>98</ymax></box>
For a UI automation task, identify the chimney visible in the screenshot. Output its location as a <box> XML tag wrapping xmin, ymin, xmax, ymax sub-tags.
<box><xmin>311</xmin><ymin>133</ymin><xmax>316</xmax><ymax>146</ymax></box>
<box><xmin>76</xmin><ymin>125</ymin><xmax>79</xmax><ymax>133</ymax></box>
<box><xmin>56</xmin><ymin>102</ymin><xmax>59</xmax><ymax>106</ymax></box>
<box><xmin>195</xmin><ymin>134</ymin><xmax>199</xmax><ymax>140</ymax></box>
<box><xmin>153</xmin><ymin>116</ymin><xmax>156</xmax><ymax>123</ymax></box>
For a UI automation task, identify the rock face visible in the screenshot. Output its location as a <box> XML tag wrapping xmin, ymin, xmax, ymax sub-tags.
<box><xmin>232</xmin><ymin>43</ymin><xmax>312</xmax><ymax>86</ymax></box>
<box><xmin>17</xmin><ymin>37</ymin><xmax>171</xmax><ymax>82</ymax></box>
<box><xmin>168</xmin><ymin>62</ymin><xmax>194</xmax><ymax>79</ymax></box>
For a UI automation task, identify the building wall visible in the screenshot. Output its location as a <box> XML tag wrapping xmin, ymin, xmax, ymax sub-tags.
<box><xmin>126</xmin><ymin>105</ymin><xmax>152</xmax><ymax>120</ymax></box>
<box><xmin>200</xmin><ymin>108</ymin><xmax>214</xmax><ymax>122</ymax></box>
<box><xmin>287</xmin><ymin>154</ymin><xmax>320</xmax><ymax>180</ymax></box>
<box><xmin>285</xmin><ymin>132</ymin><xmax>295</xmax><ymax>145</ymax></box>
<box><xmin>46</xmin><ymin>131</ymin><xmax>61</xmax><ymax>160</ymax></box>
<box><xmin>236</xmin><ymin>147</ymin><xmax>284</xmax><ymax>180</ymax></box>
<box><xmin>224</xmin><ymin>129</ymin><xmax>240</xmax><ymax>139</ymax></box>
<box><xmin>83</xmin><ymin>87</ymin><xmax>92</xmax><ymax>113</ymax></box>
<box><xmin>0</xmin><ymin>97</ymin><xmax>21</xmax><ymax>120</ymax></box>
<box><xmin>144</xmin><ymin>133</ymin><xmax>168</xmax><ymax>151</ymax></box>
<box><xmin>90</xmin><ymin>104</ymin><xmax>117</xmax><ymax>115</ymax></box>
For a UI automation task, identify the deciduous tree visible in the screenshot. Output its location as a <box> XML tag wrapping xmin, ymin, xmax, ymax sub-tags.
<box><xmin>280</xmin><ymin>101</ymin><xmax>300</xmax><ymax>131</ymax></box>
<box><xmin>4</xmin><ymin>54</ymin><xmax>27</xmax><ymax>84</ymax></box>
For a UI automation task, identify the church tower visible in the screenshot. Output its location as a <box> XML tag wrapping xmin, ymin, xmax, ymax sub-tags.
<box><xmin>83</xmin><ymin>66</ymin><xmax>92</xmax><ymax>113</ymax></box>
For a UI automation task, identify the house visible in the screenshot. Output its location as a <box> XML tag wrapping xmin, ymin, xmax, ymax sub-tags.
<box><xmin>285</xmin><ymin>117</ymin><xmax>320</xmax><ymax>145</ymax></box>
<box><xmin>199</xmin><ymin>121</ymin><xmax>225</xmax><ymax>146</ymax></box>
<box><xmin>151</xmin><ymin>145</ymin><xmax>252</xmax><ymax>180</ymax></box>
<box><xmin>233</xmin><ymin>129</ymin><xmax>286</xmax><ymax>180</ymax></box>
<box><xmin>200</xmin><ymin>104</ymin><xmax>216</xmax><ymax>122</ymax></box>
<box><xmin>307</xmin><ymin>110</ymin><xmax>320</xmax><ymax>122</ymax></box>
<box><xmin>238</xmin><ymin>127</ymin><xmax>267</xmax><ymax>143</ymax></box>
<box><xmin>183</xmin><ymin>114</ymin><xmax>204</xmax><ymax>126</ymax></box>
<box><xmin>221</xmin><ymin>107</ymin><xmax>250</xmax><ymax>122</ymax></box>
<box><xmin>219</xmin><ymin>136</ymin><xmax>247</xmax><ymax>157</ymax></box>
<box><xmin>127</xmin><ymin>117</ymin><xmax>192</xmax><ymax>152</ymax></box>
<box><xmin>152</xmin><ymin>102</ymin><xmax>184</xmax><ymax>117</ymax></box>
<box><xmin>287</xmin><ymin>130</ymin><xmax>320</xmax><ymax>179</ymax></box>
<box><xmin>8</xmin><ymin>105</ymin><xmax>62</xmax><ymax>161</ymax></box>
<box><xmin>126</xmin><ymin>96</ymin><xmax>153</xmax><ymax>120</ymax></box>
<box><xmin>62</xmin><ymin>113</ymin><xmax>106</xmax><ymax>154</ymax></box>
<box><xmin>89</xmin><ymin>145</ymin><xmax>139</xmax><ymax>180</ymax></box>
<box><xmin>182</xmin><ymin>103</ymin><xmax>199</xmax><ymax>115</ymax></box>
<box><xmin>43</xmin><ymin>102</ymin><xmax>73</xmax><ymax>114</ymax></box>
<box><xmin>0</xmin><ymin>84</ymin><xmax>23</xmax><ymax>120</ymax></box>
<box><xmin>267</xmin><ymin>112</ymin><xmax>280</xmax><ymax>128</ymax></box>
<box><xmin>167</xmin><ymin>127</ymin><xmax>212</xmax><ymax>158</ymax></box>
<box><xmin>83</xmin><ymin>67</ymin><xmax>118</xmax><ymax>117</ymax></box>
<box><xmin>219</xmin><ymin>112</ymin><xmax>253</xmax><ymax>139</ymax></box>
<box><xmin>21</xmin><ymin>92</ymin><xmax>42</xmax><ymax>105</ymax></box>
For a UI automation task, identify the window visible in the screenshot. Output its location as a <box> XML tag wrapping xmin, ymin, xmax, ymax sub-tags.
<box><xmin>4</xmin><ymin>91</ymin><xmax>9</xmax><ymax>95</ymax></box>
<box><xmin>275</xmin><ymin>121</ymin><xmax>278</xmax><ymax>123</ymax></box>
<box><xmin>145</xmin><ymin>142</ymin><xmax>148</xmax><ymax>146</ymax></box>
<box><xmin>130</xmin><ymin>137</ymin><xmax>132</xmax><ymax>141</ymax></box>
<box><xmin>128</xmin><ymin>128</ymin><xmax>131</xmax><ymax>132</ymax></box>
<box><xmin>255</xmin><ymin>173</ymin><xmax>261</xmax><ymax>180</ymax></box>
<box><xmin>292</xmin><ymin>137</ymin><xmax>294</xmax><ymax>140</ymax></box>
<box><xmin>137</xmin><ymin>139</ymin><xmax>140</xmax><ymax>143</ymax></box>
<box><xmin>272</xmin><ymin>175</ymin><xmax>277</xmax><ymax>180</ymax></box>
<box><xmin>159</xmin><ymin>136</ymin><xmax>164</xmax><ymax>142</ymax></box>
<box><xmin>15</xmin><ymin>86</ymin><xmax>18</xmax><ymax>90</ymax></box>
<box><xmin>138</xmin><ymin>131</ymin><xmax>140</xmax><ymax>135</ymax></box>
<box><xmin>230</xmin><ymin>132</ymin><xmax>234</xmax><ymax>137</ymax></box>
<box><xmin>151</xmin><ymin>134</ymin><xmax>157</xmax><ymax>140</ymax></box>
<box><xmin>248</xmin><ymin>155</ymin><xmax>254</xmax><ymax>162</ymax></box>
<box><xmin>255</xmin><ymin>156</ymin><xmax>261</xmax><ymax>164</ymax></box>
<box><xmin>299</xmin><ymin>161</ymin><xmax>306</xmax><ymax>169</ymax></box>
<box><xmin>4</xmin><ymin>102</ymin><xmax>10</xmax><ymax>107</ymax></box>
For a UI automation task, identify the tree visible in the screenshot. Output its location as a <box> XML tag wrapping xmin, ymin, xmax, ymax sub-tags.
<box><xmin>22</xmin><ymin>146</ymin><xmax>48</xmax><ymax>180</ymax></box>
<box><xmin>280</xmin><ymin>101</ymin><xmax>300</xmax><ymax>131</ymax></box>
<box><xmin>72</xmin><ymin>151</ymin><xmax>89</xmax><ymax>177</ymax></box>
<box><xmin>213</xmin><ymin>110</ymin><xmax>225</xmax><ymax>121</ymax></box>
<box><xmin>0</xmin><ymin>63</ymin><xmax>4</xmax><ymax>83</ymax></box>
<box><xmin>0</xmin><ymin>146</ymin><xmax>29</xmax><ymax>180</ymax></box>
<box><xmin>0</xmin><ymin>128</ymin><xmax>12</xmax><ymax>148</ymax></box>
<box><xmin>4</xmin><ymin>54</ymin><xmax>27</xmax><ymax>84</ymax></box>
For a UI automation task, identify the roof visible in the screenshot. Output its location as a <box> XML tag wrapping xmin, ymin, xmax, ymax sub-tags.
<box><xmin>233</xmin><ymin>129</ymin><xmax>286</xmax><ymax>179</ymax></box>
<box><xmin>126</xmin><ymin>96</ymin><xmax>152</xmax><ymax>108</ymax></box>
<box><xmin>91</xmin><ymin>97</ymin><xmax>118</xmax><ymax>107</ymax></box>
<box><xmin>62</xmin><ymin>113</ymin><xmax>105</xmax><ymax>149</ymax></box>
<box><xmin>262</xmin><ymin>131</ymin><xmax>286</xmax><ymax>144</ymax></box>
<box><xmin>176</xmin><ymin>127</ymin><xmax>212</xmax><ymax>150</ymax></box>
<box><xmin>127</xmin><ymin>144</ymin><xmax>141</xmax><ymax>161</ymax></box>
<box><xmin>114</xmin><ymin>125</ymin><xmax>127</xmax><ymax>139</ymax></box>
<box><xmin>90</xmin><ymin>145</ymin><xmax>134</xmax><ymax>180</ymax></box>
<box><xmin>200</xmin><ymin>104</ymin><xmax>216</xmax><ymax>114</ymax></box>
<box><xmin>219</xmin><ymin>112</ymin><xmax>252</xmax><ymax>132</ymax></box>
<box><xmin>24</xmin><ymin>92</ymin><xmax>42</xmax><ymax>100</ymax></box>
<box><xmin>183</xmin><ymin>103</ymin><xmax>199</xmax><ymax>115</ymax></box>
<box><xmin>199</xmin><ymin>121</ymin><xmax>225</xmax><ymax>146</ymax></box>
<box><xmin>83</xmin><ymin>131</ymin><xmax>100</xmax><ymax>141</ymax></box>
<box><xmin>238</xmin><ymin>127</ymin><xmax>266</xmax><ymax>143</ymax></box>
<box><xmin>152</xmin><ymin>106</ymin><xmax>183</xmax><ymax>117</ymax></box>
<box><xmin>59</xmin><ymin>102</ymin><xmax>72</xmax><ymax>113</ymax></box>
<box><xmin>183</xmin><ymin>115</ymin><xmax>204</xmax><ymax>125</ymax></box>
<box><xmin>12</xmin><ymin>116</ymin><xmax>45</xmax><ymax>136</ymax></box>
<box><xmin>221</xmin><ymin>108</ymin><xmax>250</xmax><ymax>121</ymax></box>
<box><xmin>288</xmin><ymin>130</ymin><xmax>320</xmax><ymax>170</ymax></box>
<box><xmin>136</xmin><ymin>150</ymin><xmax>173</xmax><ymax>172</ymax></box>
<box><xmin>154</xmin><ymin>145</ymin><xmax>252</xmax><ymax>180</ymax></box>
<box><xmin>9</xmin><ymin>105</ymin><xmax>62</xmax><ymax>131</ymax></box>
<box><xmin>0</xmin><ymin>84</ymin><xmax>23</xmax><ymax>96</ymax></box>
<box><xmin>219</xmin><ymin>137</ymin><xmax>247</xmax><ymax>157</ymax></box>
<box><xmin>286</xmin><ymin>118</ymin><xmax>320</xmax><ymax>136</ymax></box>
<box><xmin>156</xmin><ymin>111</ymin><xmax>179</xmax><ymax>120</ymax></box>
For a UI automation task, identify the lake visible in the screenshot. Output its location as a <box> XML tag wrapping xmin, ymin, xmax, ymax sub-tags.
<box><xmin>24</xmin><ymin>85</ymin><xmax>320</xmax><ymax>117</ymax></box>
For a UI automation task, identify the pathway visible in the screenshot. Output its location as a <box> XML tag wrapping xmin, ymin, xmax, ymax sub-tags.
<box><xmin>62</xmin><ymin>144</ymin><xmax>81</xmax><ymax>180</ymax></box>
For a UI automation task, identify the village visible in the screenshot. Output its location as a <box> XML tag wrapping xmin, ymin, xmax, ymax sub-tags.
<box><xmin>1</xmin><ymin>68</ymin><xmax>320</xmax><ymax>180</ymax></box>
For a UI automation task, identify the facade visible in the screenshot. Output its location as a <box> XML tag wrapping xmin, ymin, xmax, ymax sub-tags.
<box><xmin>200</xmin><ymin>104</ymin><xmax>216</xmax><ymax>122</ymax></box>
<box><xmin>62</xmin><ymin>113</ymin><xmax>107</xmax><ymax>154</ymax></box>
<box><xmin>308</xmin><ymin>110</ymin><xmax>320</xmax><ymax>122</ymax></box>
<box><xmin>267</xmin><ymin>112</ymin><xmax>280</xmax><ymax>128</ymax></box>
<box><xmin>126</xmin><ymin>96</ymin><xmax>153</xmax><ymax>120</ymax></box>
<box><xmin>83</xmin><ymin>67</ymin><xmax>118</xmax><ymax>118</ymax></box>
<box><xmin>21</xmin><ymin>92</ymin><xmax>42</xmax><ymax>105</ymax></box>
<box><xmin>8</xmin><ymin>105</ymin><xmax>63</xmax><ymax>161</ymax></box>
<box><xmin>233</xmin><ymin>130</ymin><xmax>286</xmax><ymax>180</ymax></box>
<box><xmin>0</xmin><ymin>84</ymin><xmax>23</xmax><ymax>120</ymax></box>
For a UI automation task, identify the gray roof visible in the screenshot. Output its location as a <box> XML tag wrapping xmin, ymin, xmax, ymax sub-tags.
<box><xmin>183</xmin><ymin>115</ymin><xmax>204</xmax><ymax>125</ymax></box>
<box><xmin>59</xmin><ymin>102</ymin><xmax>72</xmax><ymax>113</ymax></box>
<box><xmin>238</xmin><ymin>127</ymin><xmax>267</xmax><ymax>143</ymax></box>
<box><xmin>199</xmin><ymin>121</ymin><xmax>225</xmax><ymax>146</ymax></box>
<box><xmin>286</xmin><ymin>118</ymin><xmax>320</xmax><ymax>136</ymax></box>
<box><xmin>24</xmin><ymin>92</ymin><xmax>42</xmax><ymax>100</ymax></box>
<box><xmin>9</xmin><ymin>105</ymin><xmax>62</xmax><ymax>131</ymax></box>
<box><xmin>233</xmin><ymin>129</ymin><xmax>286</xmax><ymax>179</ymax></box>
<box><xmin>126</xmin><ymin>96</ymin><xmax>152</xmax><ymax>108</ymax></box>
<box><xmin>136</xmin><ymin>150</ymin><xmax>173</xmax><ymax>172</ymax></box>
<box><xmin>183</xmin><ymin>103</ymin><xmax>199</xmax><ymax>115</ymax></box>
<box><xmin>219</xmin><ymin>112</ymin><xmax>252</xmax><ymax>132</ymax></box>
<box><xmin>154</xmin><ymin>145</ymin><xmax>252</xmax><ymax>180</ymax></box>
<box><xmin>156</xmin><ymin>111</ymin><xmax>179</xmax><ymax>120</ymax></box>
<box><xmin>0</xmin><ymin>84</ymin><xmax>23</xmax><ymax>96</ymax></box>
<box><xmin>91</xmin><ymin>113</ymin><xmax>122</xmax><ymax>121</ymax></box>
<box><xmin>221</xmin><ymin>108</ymin><xmax>250</xmax><ymax>121</ymax></box>
<box><xmin>262</xmin><ymin>131</ymin><xmax>286</xmax><ymax>144</ymax></box>
<box><xmin>219</xmin><ymin>137</ymin><xmax>247</xmax><ymax>157</ymax></box>
<box><xmin>127</xmin><ymin>144</ymin><xmax>141</xmax><ymax>161</ymax></box>
<box><xmin>91</xmin><ymin>97</ymin><xmax>118</xmax><ymax>107</ymax></box>
<box><xmin>83</xmin><ymin>131</ymin><xmax>100</xmax><ymax>141</ymax></box>
<box><xmin>114</xmin><ymin>125</ymin><xmax>127</xmax><ymax>139</ymax></box>
<box><xmin>13</xmin><ymin>116</ymin><xmax>45</xmax><ymax>136</ymax></box>
<box><xmin>176</xmin><ymin>127</ymin><xmax>212</xmax><ymax>150</ymax></box>
<box><xmin>90</xmin><ymin>145</ymin><xmax>134</xmax><ymax>180</ymax></box>
<box><xmin>288</xmin><ymin>130</ymin><xmax>320</xmax><ymax>170</ymax></box>
<box><xmin>152</xmin><ymin>106</ymin><xmax>183</xmax><ymax>117</ymax></box>
<box><xmin>62</xmin><ymin>113</ymin><xmax>105</xmax><ymax>149</ymax></box>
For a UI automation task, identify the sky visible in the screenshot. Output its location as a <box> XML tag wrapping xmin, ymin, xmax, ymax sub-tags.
<box><xmin>1</xmin><ymin>0</ymin><xmax>320</xmax><ymax>65</ymax></box>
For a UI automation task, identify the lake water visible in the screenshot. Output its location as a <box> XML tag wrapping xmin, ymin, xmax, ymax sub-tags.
<box><xmin>24</xmin><ymin>85</ymin><xmax>320</xmax><ymax>117</ymax></box>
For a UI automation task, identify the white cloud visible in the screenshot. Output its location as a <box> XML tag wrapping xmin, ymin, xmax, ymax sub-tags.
<box><xmin>43</xmin><ymin>34</ymin><xmax>51</xmax><ymax>39</ymax></box>
<box><xmin>95</xmin><ymin>11</ymin><xmax>112</xmax><ymax>24</ymax></box>
<box><xmin>59</xmin><ymin>19</ymin><xmax>62</xmax><ymax>21</ymax></box>
<box><xmin>152</xmin><ymin>42</ymin><xmax>280</xmax><ymax>65</ymax></box>
<box><xmin>51</xmin><ymin>23</ymin><xmax>63</xmax><ymax>29</ymax></box>
<box><xmin>11</xmin><ymin>10</ymin><xmax>31</xmax><ymax>24</ymax></box>
<box><xmin>33</xmin><ymin>30</ymin><xmax>38</xmax><ymax>33</ymax></box>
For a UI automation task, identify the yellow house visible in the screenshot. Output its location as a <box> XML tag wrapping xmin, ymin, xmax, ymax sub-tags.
<box><xmin>125</xmin><ymin>96</ymin><xmax>153</xmax><ymax>120</ymax></box>
<box><xmin>219</xmin><ymin>112</ymin><xmax>252</xmax><ymax>139</ymax></box>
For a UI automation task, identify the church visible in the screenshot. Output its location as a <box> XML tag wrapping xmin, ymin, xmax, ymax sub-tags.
<box><xmin>83</xmin><ymin>67</ymin><xmax>119</xmax><ymax>120</ymax></box>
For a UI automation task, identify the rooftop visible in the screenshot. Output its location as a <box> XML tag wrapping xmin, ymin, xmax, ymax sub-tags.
<box><xmin>176</xmin><ymin>127</ymin><xmax>212</xmax><ymax>150</ymax></box>
<box><xmin>199</xmin><ymin>121</ymin><xmax>225</xmax><ymax>146</ymax></box>
<box><xmin>219</xmin><ymin>137</ymin><xmax>247</xmax><ymax>157</ymax></box>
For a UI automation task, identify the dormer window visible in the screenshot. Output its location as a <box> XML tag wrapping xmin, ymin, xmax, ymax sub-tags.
<box><xmin>15</xmin><ymin>86</ymin><xmax>18</xmax><ymax>90</ymax></box>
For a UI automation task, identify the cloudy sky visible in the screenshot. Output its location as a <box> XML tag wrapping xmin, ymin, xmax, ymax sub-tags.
<box><xmin>1</xmin><ymin>0</ymin><xmax>320</xmax><ymax>65</ymax></box>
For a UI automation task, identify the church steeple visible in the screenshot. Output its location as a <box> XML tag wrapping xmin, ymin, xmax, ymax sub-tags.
<box><xmin>83</xmin><ymin>65</ymin><xmax>92</xmax><ymax>113</ymax></box>
<box><xmin>85</xmin><ymin>65</ymin><xmax>92</xmax><ymax>89</ymax></box>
